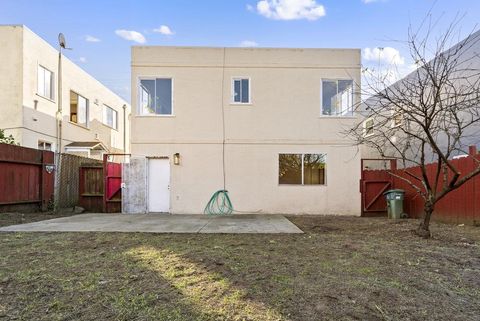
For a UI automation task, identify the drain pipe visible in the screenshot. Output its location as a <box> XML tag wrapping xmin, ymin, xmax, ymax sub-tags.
<box><xmin>122</xmin><ymin>104</ymin><xmax>127</xmax><ymax>153</ymax></box>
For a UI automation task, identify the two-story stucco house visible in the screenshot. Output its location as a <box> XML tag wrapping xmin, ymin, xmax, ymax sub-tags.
<box><xmin>0</xmin><ymin>25</ymin><xmax>130</xmax><ymax>159</ymax></box>
<box><xmin>125</xmin><ymin>46</ymin><xmax>361</xmax><ymax>215</ymax></box>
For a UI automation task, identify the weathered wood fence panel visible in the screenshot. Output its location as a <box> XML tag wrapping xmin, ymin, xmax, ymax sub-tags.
<box><xmin>79</xmin><ymin>165</ymin><xmax>104</xmax><ymax>212</ymax></box>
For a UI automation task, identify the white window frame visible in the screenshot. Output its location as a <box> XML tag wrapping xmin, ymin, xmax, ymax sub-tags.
<box><xmin>37</xmin><ymin>64</ymin><xmax>55</xmax><ymax>101</ymax></box>
<box><xmin>38</xmin><ymin>140</ymin><xmax>53</xmax><ymax>151</ymax></box>
<box><xmin>103</xmin><ymin>105</ymin><xmax>118</xmax><ymax>129</ymax></box>
<box><xmin>320</xmin><ymin>78</ymin><xmax>354</xmax><ymax>117</ymax></box>
<box><xmin>137</xmin><ymin>77</ymin><xmax>174</xmax><ymax>117</ymax></box>
<box><xmin>278</xmin><ymin>153</ymin><xmax>327</xmax><ymax>186</ymax></box>
<box><xmin>363</xmin><ymin>117</ymin><xmax>375</xmax><ymax>137</ymax></box>
<box><xmin>391</xmin><ymin>106</ymin><xmax>403</xmax><ymax>128</ymax></box>
<box><xmin>231</xmin><ymin>77</ymin><xmax>251</xmax><ymax>104</ymax></box>
<box><xmin>69</xmin><ymin>90</ymin><xmax>90</xmax><ymax>128</ymax></box>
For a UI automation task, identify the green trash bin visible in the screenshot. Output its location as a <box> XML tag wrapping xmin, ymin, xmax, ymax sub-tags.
<box><xmin>383</xmin><ymin>189</ymin><xmax>405</xmax><ymax>219</ymax></box>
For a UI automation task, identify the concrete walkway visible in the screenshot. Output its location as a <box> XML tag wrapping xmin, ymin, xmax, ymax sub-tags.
<box><xmin>0</xmin><ymin>213</ymin><xmax>303</xmax><ymax>234</ymax></box>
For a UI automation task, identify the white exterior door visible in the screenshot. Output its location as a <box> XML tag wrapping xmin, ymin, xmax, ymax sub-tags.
<box><xmin>148</xmin><ymin>158</ymin><xmax>170</xmax><ymax>213</ymax></box>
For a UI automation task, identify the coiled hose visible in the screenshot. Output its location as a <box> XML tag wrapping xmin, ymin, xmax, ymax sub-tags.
<box><xmin>204</xmin><ymin>190</ymin><xmax>233</xmax><ymax>215</ymax></box>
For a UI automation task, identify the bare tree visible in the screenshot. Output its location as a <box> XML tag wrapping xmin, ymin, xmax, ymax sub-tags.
<box><xmin>349</xmin><ymin>17</ymin><xmax>480</xmax><ymax>238</ymax></box>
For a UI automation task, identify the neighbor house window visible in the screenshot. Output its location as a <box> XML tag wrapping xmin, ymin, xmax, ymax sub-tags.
<box><xmin>103</xmin><ymin>105</ymin><xmax>118</xmax><ymax>129</ymax></box>
<box><xmin>363</xmin><ymin>117</ymin><xmax>374</xmax><ymax>137</ymax></box>
<box><xmin>321</xmin><ymin>79</ymin><xmax>354</xmax><ymax>116</ymax></box>
<box><xmin>70</xmin><ymin>91</ymin><xmax>89</xmax><ymax>127</ymax></box>
<box><xmin>279</xmin><ymin>154</ymin><xmax>326</xmax><ymax>185</ymax></box>
<box><xmin>37</xmin><ymin>65</ymin><xmax>54</xmax><ymax>100</ymax></box>
<box><xmin>38</xmin><ymin>141</ymin><xmax>52</xmax><ymax>151</ymax></box>
<box><xmin>392</xmin><ymin>107</ymin><xmax>403</xmax><ymax>127</ymax></box>
<box><xmin>232</xmin><ymin>78</ymin><xmax>250</xmax><ymax>103</ymax></box>
<box><xmin>139</xmin><ymin>78</ymin><xmax>173</xmax><ymax>115</ymax></box>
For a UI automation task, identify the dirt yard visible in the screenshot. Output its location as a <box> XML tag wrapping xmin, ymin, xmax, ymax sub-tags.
<box><xmin>0</xmin><ymin>211</ymin><xmax>75</xmax><ymax>227</ymax></box>
<box><xmin>0</xmin><ymin>214</ymin><xmax>479</xmax><ymax>321</ymax></box>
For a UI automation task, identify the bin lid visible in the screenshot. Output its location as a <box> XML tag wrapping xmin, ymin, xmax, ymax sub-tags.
<box><xmin>383</xmin><ymin>189</ymin><xmax>405</xmax><ymax>195</ymax></box>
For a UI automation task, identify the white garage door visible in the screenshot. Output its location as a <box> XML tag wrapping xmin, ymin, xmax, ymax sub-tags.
<box><xmin>148</xmin><ymin>158</ymin><xmax>170</xmax><ymax>213</ymax></box>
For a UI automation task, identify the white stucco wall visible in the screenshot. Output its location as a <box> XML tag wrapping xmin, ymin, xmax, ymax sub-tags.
<box><xmin>0</xmin><ymin>26</ymin><xmax>23</xmax><ymax>143</ymax></box>
<box><xmin>130</xmin><ymin>46</ymin><xmax>362</xmax><ymax>215</ymax></box>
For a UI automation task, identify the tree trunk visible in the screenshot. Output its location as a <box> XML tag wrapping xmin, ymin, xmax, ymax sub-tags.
<box><xmin>416</xmin><ymin>201</ymin><xmax>434</xmax><ymax>238</ymax></box>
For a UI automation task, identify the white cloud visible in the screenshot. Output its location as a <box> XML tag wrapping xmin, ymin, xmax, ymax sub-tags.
<box><xmin>153</xmin><ymin>25</ymin><xmax>174</xmax><ymax>36</ymax></box>
<box><xmin>255</xmin><ymin>0</ymin><xmax>326</xmax><ymax>21</ymax></box>
<box><xmin>239</xmin><ymin>40</ymin><xmax>259</xmax><ymax>47</ymax></box>
<box><xmin>79</xmin><ymin>57</ymin><xmax>87</xmax><ymax>63</ymax></box>
<box><xmin>85</xmin><ymin>35</ymin><xmax>100</xmax><ymax>42</ymax></box>
<box><xmin>115</xmin><ymin>29</ymin><xmax>146</xmax><ymax>44</ymax></box>
<box><xmin>363</xmin><ymin>47</ymin><xmax>405</xmax><ymax>65</ymax></box>
<box><xmin>246</xmin><ymin>4</ymin><xmax>254</xmax><ymax>11</ymax></box>
<box><xmin>362</xmin><ymin>0</ymin><xmax>387</xmax><ymax>3</ymax></box>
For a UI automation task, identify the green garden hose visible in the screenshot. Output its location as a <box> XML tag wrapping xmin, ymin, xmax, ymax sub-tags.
<box><xmin>204</xmin><ymin>190</ymin><xmax>234</xmax><ymax>215</ymax></box>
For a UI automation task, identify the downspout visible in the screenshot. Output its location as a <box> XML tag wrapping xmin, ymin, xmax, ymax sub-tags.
<box><xmin>122</xmin><ymin>104</ymin><xmax>127</xmax><ymax>153</ymax></box>
<box><xmin>54</xmin><ymin>48</ymin><xmax>63</xmax><ymax>212</ymax></box>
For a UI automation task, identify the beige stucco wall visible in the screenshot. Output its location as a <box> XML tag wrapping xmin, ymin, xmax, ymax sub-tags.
<box><xmin>0</xmin><ymin>25</ymin><xmax>130</xmax><ymax>153</ymax></box>
<box><xmin>131</xmin><ymin>46</ymin><xmax>362</xmax><ymax>215</ymax></box>
<box><xmin>0</xmin><ymin>26</ymin><xmax>23</xmax><ymax>143</ymax></box>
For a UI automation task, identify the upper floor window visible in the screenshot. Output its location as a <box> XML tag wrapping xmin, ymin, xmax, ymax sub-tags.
<box><xmin>278</xmin><ymin>153</ymin><xmax>326</xmax><ymax>185</ymax></box>
<box><xmin>392</xmin><ymin>106</ymin><xmax>403</xmax><ymax>127</ymax></box>
<box><xmin>38</xmin><ymin>140</ymin><xmax>52</xmax><ymax>151</ymax></box>
<box><xmin>139</xmin><ymin>78</ymin><xmax>173</xmax><ymax>115</ymax></box>
<box><xmin>363</xmin><ymin>117</ymin><xmax>374</xmax><ymax>137</ymax></box>
<box><xmin>37</xmin><ymin>65</ymin><xmax>54</xmax><ymax>100</ymax></box>
<box><xmin>321</xmin><ymin>79</ymin><xmax>354</xmax><ymax>116</ymax></box>
<box><xmin>103</xmin><ymin>105</ymin><xmax>118</xmax><ymax>129</ymax></box>
<box><xmin>70</xmin><ymin>91</ymin><xmax>89</xmax><ymax>127</ymax></box>
<box><xmin>232</xmin><ymin>78</ymin><xmax>250</xmax><ymax>104</ymax></box>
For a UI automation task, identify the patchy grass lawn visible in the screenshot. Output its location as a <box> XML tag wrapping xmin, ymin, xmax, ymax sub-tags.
<box><xmin>0</xmin><ymin>215</ymin><xmax>479</xmax><ymax>321</ymax></box>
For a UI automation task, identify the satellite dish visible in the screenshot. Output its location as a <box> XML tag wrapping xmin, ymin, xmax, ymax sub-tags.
<box><xmin>58</xmin><ymin>33</ymin><xmax>66</xmax><ymax>49</ymax></box>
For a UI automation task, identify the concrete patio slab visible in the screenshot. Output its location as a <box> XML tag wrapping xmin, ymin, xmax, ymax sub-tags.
<box><xmin>0</xmin><ymin>213</ymin><xmax>304</xmax><ymax>234</ymax></box>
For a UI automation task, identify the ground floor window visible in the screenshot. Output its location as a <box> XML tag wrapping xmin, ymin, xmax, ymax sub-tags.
<box><xmin>279</xmin><ymin>153</ymin><xmax>326</xmax><ymax>185</ymax></box>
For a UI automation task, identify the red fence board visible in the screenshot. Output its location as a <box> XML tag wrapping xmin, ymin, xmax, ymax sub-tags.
<box><xmin>0</xmin><ymin>143</ymin><xmax>54</xmax><ymax>211</ymax></box>
<box><xmin>361</xmin><ymin>151</ymin><xmax>480</xmax><ymax>225</ymax></box>
<box><xmin>103</xmin><ymin>155</ymin><xmax>122</xmax><ymax>213</ymax></box>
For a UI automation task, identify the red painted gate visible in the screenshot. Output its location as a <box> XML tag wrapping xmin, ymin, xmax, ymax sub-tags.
<box><xmin>79</xmin><ymin>154</ymin><xmax>128</xmax><ymax>213</ymax></box>
<box><xmin>360</xmin><ymin>159</ymin><xmax>396</xmax><ymax>217</ymax></box>
<box><xmin>103</xmin><ymin>154</ymin><xmax>123</xmax><ymax>213</ymax></box>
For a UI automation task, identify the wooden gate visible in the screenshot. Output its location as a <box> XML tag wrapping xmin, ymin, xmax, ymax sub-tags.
<box><xmin>79</xmin><ymin>154</ymin><xmax>127</xmax><ymax>213</ymax></box>
<box><xmin>79</xmin><ymin>165</ymin><xmax>103</xmax><ymax>212</ymax></box>
<box><xmin>103</xmin><ymin>154</ymin><xmax>122</xmax><ymax>213</ymax></box>
<box><xmin>360</xmin><ymin>159</ymin><xmax>396</xmax><ymax>217</ymax></box>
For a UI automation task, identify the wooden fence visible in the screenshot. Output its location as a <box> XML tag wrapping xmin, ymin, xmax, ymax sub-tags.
<box><xmin>78</xmin><ymin>154</ymin><xmax>124</xmax><ymax>213</ymax></box>
<box><xmin>0</xmin><ymin>143</ymin><xmax>54</xmax><ymax>212</ymax></box>
<box><xmin>58</xmin><ymin>154</ymin><xmax>102</xmax><ymax>208</ymax></box>
<box><xmin>79</xmin><ymin>165</ymin><xmax>104</xmax><ymax>212</ymax></box>
<box><xmin>361</xmin><ymin>146</ymin><xmax>480</xmax><ymax>225</ymax></box>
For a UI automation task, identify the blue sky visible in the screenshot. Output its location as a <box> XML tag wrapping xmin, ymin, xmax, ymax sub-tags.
<box><xmin>1</xmin><ymin>0</ymin><xmax>479</xmax><ymax>101</ymax></box>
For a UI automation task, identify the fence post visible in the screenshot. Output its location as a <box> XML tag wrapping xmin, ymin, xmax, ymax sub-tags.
<box><xmin>40</xmin><ymin>150</ymin><xmax>54</xmax><ymax>211</ymax></box>
<box><xmin>103</xmin><ymin>154</ymin><xmax>108</xmax><ymax>213</ymax></box>
<box><xmin>469</xmin><ymin>145</ymin><xmax>477</xmax><ymax>156</ymax></box>
<box><xmin>390</xmin><ymin>159</ymin><xmax>397</xmax><ymax>171</ymax></box>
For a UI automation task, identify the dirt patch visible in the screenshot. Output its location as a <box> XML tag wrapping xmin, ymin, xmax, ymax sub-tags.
<box><xmin>0</xmin><ymin>216</ymin><xmax>479</xmax><ymax>320</ymax></box>
<box><xmin>0</xmin><ymin>210</ymin><xmax>77</xmax><ymax>227</ymax></box>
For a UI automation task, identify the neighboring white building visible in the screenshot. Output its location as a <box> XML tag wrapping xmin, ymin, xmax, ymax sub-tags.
<box><xmin>0</xmin><ymin>25</ymin><xmax>130</xmax><ymax>159</ymax></box>
<box><xmin>126</xmin><ymin>46</ymin><xmax>362</xmax><ymax>215</ymax></box>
